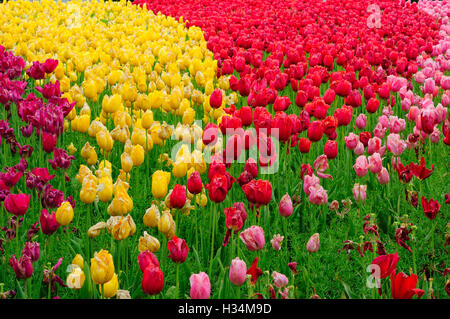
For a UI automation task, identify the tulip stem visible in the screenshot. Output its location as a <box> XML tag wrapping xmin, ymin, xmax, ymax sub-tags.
<box><xmin>176</xmin><ymin>263</ymin><xmax>180</xmax><ymax>299</ymax></box>
<box><xmin>208</xmin><ymin>206</ymin><xmax>216</xmax><ymax>277</ymax></box>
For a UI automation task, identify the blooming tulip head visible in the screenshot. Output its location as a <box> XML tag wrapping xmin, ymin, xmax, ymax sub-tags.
<box><xmin>239</xmin><ymin>225</ymin><xmax>265</xmax><ymax>251</ymax></box>
<box><xmin>90</xmin><ymin>250</ymin><xmax>115</xmax><ymax>285</ymax></box>
<box><xmin>190</xmin><ymin>272</ymin><xmax>211</xmax><ymax>299</ymax></box>
<box><xmin>167</xmin><ymin>236</ymin><xmax>189</xmax><ymax>264</ymax></box>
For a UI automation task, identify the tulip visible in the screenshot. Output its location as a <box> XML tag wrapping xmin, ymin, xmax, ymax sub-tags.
<box><xmin>371</xmin><ymin>253</ymin><xmax>400</xmax><ymax>279</ymax></box>
<box><xmin>308</xmin><ymin>184</ymin><xmax>328</xmax><ymax>205</ymax></box>
<box><xmin>352</xmin><ymin>183</ymin><xmax>367</xmax><ymax>203</ymax></box>
<box><xmin>278</xmin><ymin>193</ymin><xmax>293</xmax><ymax>217</ymax></box>
<box><xmin>324</xmin><ymin>140</ymin><xmax>337</xmax><ymax>159</ymax></box>
<box><xmin>298</xmin><ymin>137</ymin><xmax>311</xmax><ymax>153</ymax></box>
<box><xmin>142</xmin><ymin>266</ymin><xmax>164</xmax><ymax>295</ymax></box>
<box><xmin>390</xmin><ymin>271</ymin><xmax>424</xmax><ymax>299</ymax></box>
<box><xmin>72</xmin><ymin>254</ymin><xmax>84</xmax><ymax>269</ymax></box>
<box><xmin>9</xmin><ymin>254</ymin><xmax>33</xmax><ymax>279</ymax></box>
<box><xmin>99</xmin><ymin>273</ymin><xmax>119</xmax><ymax>298</ymax></box>
<box><xmin>66</xmin><ymin>266</ymin><xmax>86</xmax><ymax>290</ymax></box>
<box><xmin>190</xmin><ymin>272</ymin><xmax>211</xmax><ymax>299</ymax></box>
<box><xmin>421</xmin><ymin>196</ymin><xmax>440</xmax><ymax>220</ymax></box>
<box><xmin>40</xmin><ymin>209</ymin><xmax>60</xmax><ymax>235</ymax></box>
<box><xmin>170</xmin><ymin>184</ymin><xmax>187</xmax><ymax>209</ymax></box>
<box><xmin>307</xmin><ymin>121</ymin><xmax>323</xmax><ymax>142</ymax></box>
<box><xmin>4</xmin><ymin>193</ymin><xmax>30</xmax><ymax>216</ymax></box>
<box><xmin>353</xmin><ymin>155</ymin><xmax>369</xmax><ymax>177</ymax></box>
<box><xmin>205</xmin><ymin>174</ymin><xmax>228</xmax><ymax>203</ymax></box>
<box><xmin>209</xmin><ymin>89</ymin><xmax>222</xmax><ymax>108</ymax></box>
<box><xmin>143</xmin><ymin>204</ymin><xmax>160</xmax><ymax>228</ymax></box>
<box><xmin>272</xmin><ymin>271</ymin><xmax>289</xmax><ymax>288</ymax></box>
<box><xmin>55</xmin><ymin>201</ymin><xmax>74</xmax><ymax>226</ymax></box>
<box><xmin>306</xmin><ymin>233</ymin><xmax>320</xmax><ymax>253</ymax></box>
<box><xmin>355</xmin><ymin>114</ymin><xmax>367</xmax><ymax>129</ymax></box>
<box><xmin>167</xmin><ymin>236</ymin><xmax>189</xmax><ymax>263</ymax></box>
<box><xmin>376</xmin><ymin>167</ymin><xmax>390</xmax><ymax>185</ymax></box>
<box><xmin>187</xmin><ymin>171</ymin><xmax>203</xmax><ymax>194</ymax></box>
<box><xmin>229</xmin><ymin>257</ymin><xmax>247</xmax><ymax>286</ymax></box>
<box><xmin>271</xmin><ymin>234</ymin><xmax>284</xmax><ymax>251</ymax></box>
<box><xmin>152</xmin><ymin>170</ymin><xmax>171</xmax><ymax>199</ymax></box>
<box><xmin>239</xmin><ymin>226</ymin><xmax>265</xmax><ymax>251</ymax></box>
<box><xmin>90</xmin><ymin>250</ymin><xmax>115</xmax><ymax>285</ymax></box>
<box><xmin>22</xmin><ymin>242</ymin><xmax>40</xmax><ymax>262</ymax></box>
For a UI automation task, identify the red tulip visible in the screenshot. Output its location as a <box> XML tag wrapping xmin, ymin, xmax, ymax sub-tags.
<box><xmin>421</xmin><ymin>196</ymin><xmax>440</xmax><ymax>220</ymax></box>
<box><xmin>142</xmin><ymin>266</ymin><xmax>164</xmax><ymax>295</ymax></box>
<box><xmin>4</xmin><ymin>193</ymin><xmax>30</xmax><ymax>216</ymax></box>
<box><xmin>390</xmin><ymin>271</ymin><xmax>424</xmax><ymax>299</ymax></box>
<box><xmin>241</xmin><ymin>179</ymin><xmax>272</xmax><ymax>206</ymax></box>
<box><xmin>324</xmin><ymin>140</ymin><xmax>337</xmax><ymax>159</ymax></box>
<box><xmin>9</xmin><ymin>254</ymin><xmax>33</xmax><ymax>279</ymax></box>
<box><xmin>187</xmin><ymin>171</ymin><xmax>203</xmax><ymax>194</ymax></box>
<box><xmin>169</xmin><ymin>184</ymin><xmax>186</xmax><ymax>209</ymax></box>
<box><xmin>371</xmin><ymin>252</ymin><xmax>400</xmax><ymax>279</ymax></box>
<box><xmin>298</xmin><ymin>137</ymin><xmax>311</xmax><ymax>153</ymax></box>
<box><xmin>205</xmin><ymin>174</ymin><xmax>228</xmax><ymax>203</ymax></box>
<box><xmin>138</xmin><ymin>250</ymin><xmax>160</xmax><ymax>273</ymax></box>
<box><xmin>39</xmin><ymin>209</ymin><xmax>60</xmax><ymax>235</ymax></box>
<box><xmin>167</xmin><ymin>236</ymin><xmax>189</xmax><ymax>264</ymax></box>
<box><xmin>307</xmin><ymin>121</ymin><xmax>323</xmax><ymax>142</ymax></box>
<box><xmin>209</xmin><ymin>89</ymin><xmax>222</xmax><ymax>108</ymax></box>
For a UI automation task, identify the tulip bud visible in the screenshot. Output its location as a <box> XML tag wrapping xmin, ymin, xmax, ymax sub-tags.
<box><xmin>306</xmin><ymin>233</ymin><xmax>320</xmax><ymax>253</ymax></box>
<box><xmin>99</xmin><ymin>273</ymin><xmax>119</xmax><ymax>298</ymax></box>
<box><xmin>278</xmin><ymin>193</ymin><xmax>293</xmax><ymax>217</ymax></box>
<box><xmin>229</xmin><ymin>257</ymin><xmax>247</xmax><ymax>286</ymax></box>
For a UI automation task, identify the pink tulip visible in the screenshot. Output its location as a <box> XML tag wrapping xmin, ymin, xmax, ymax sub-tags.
<box><xmin>376</xmin><ymin>167</ymin><xmax>390</xmax><ymax>185</ymax></box>
<box><xmin>190</xmin><ymin>272</ymin><xmax>211</xmax><ymax>299</ymax></box>
<box><xmin>368</xmin><ymin>153</ymin><xmax>383</xmax><ymax>174</ymax></box>
<box><xmin>239</xmin><ymin>226</ymin><xmax>265</xmax><ymax>251</ymax></box>
<box><xmin>272</xmin><ymin>271</ymin><xmax>289</xmax><ymax>288</ymax></box>
<box><xmin>352</xmin><ymin>183</ymin><xmax>367</xmax><ymax>203</ymax></box>
<box><xmin>308</xmin><ymin>184</ymin><xmax>328</xmax><ymax>205</ymax></box>
<box><xmin>278</xmin><ymin>193</ymin><xmax>293</xmax><ymax>217</ymax></box>
<box><xmin>270</xmin><ymin>234</ymin><xmax>284</xmax><ymax>251</ymax></box>
<box><xmin>229</xmin><ymin>257</ymin><xmax>247</xmax><ymax>286</ymax></box>
<box><xmin>354</xmin><ymin>142</ymin><xmax>365</xmax><ymax>155</ymax></box>
<box><xmin>306</xmin><ymin>233</ymin><xmax>320</xmax><ymax>253</ymax></box>
<box><xmin>386</xmin><ymin>134</ymin><xmax>407</xmax><ymax>156</ymax></box>
<box><xmin>353</xmin><ymin>155</ymin><xmax>369</xmax><ymax>177</ymax></box>
<box><xmin>303</xmin><ymin>174</ymin><xmax>320</xmax><ymax>195</ymax></box>
<box><xmin>344</xmin><ymin>133</ymin><xmax>359</xmax><ymax>150</ymax></box>
<box><xmin>373</xmin><ymin>123</ymin><xmax>387</xmax><ymax>139</ymax></box>
<box><xmin>355</xmin><ymin>114</ymin><xmax>367</xmax><ymax>129</ymax></box>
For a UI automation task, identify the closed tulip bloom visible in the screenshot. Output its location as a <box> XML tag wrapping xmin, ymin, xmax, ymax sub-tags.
<box><xmin>306</xmin><ymin>233</ymin><xmax>320</xmax><ymax>253</ymax></box>
<box><xmin>152</xmin><ymin>170</ymin><xmax>171</xmax><ymax>199</ymax></box>
<box><xmin>205</xmin><ymin>174</ymin><xmax>228</xmax><ymax>203</ymax></box>
<box><xmin>99</xmin><ymin>273</ymin><xmax>119</xmax><ymax>298</ymax></box>
<box><xmin>278</xmin><ymin>193</ymin><xmax>293</xmax><ymax>217</ymax></box>
<box><xmin>40</xmin><ymin>209</ymin><xmax>60</xmax><ymax>235</ymax></box>
<box><xmin>130</xmin><ymin>144</ymin><xmax>145</xmax><ymax>167</ymax></box>
<box><xmin>96</xmin><ymin>130</ymin><xmax>114</xmax><ymax>153</ymax></box>
<box><xmin>376</xmin><ymin>167</ymin><xmax>390</xmax><ymax>185</ymax></box>
<box><xmin>72</xmin><ymin>254</ymin><xmax>84</xmax><ymax>269</ymax></box>
<box><xmin>138</xmin><ymin>250</ymin><xmax>160</xmax><ymax>273</ymax></box>
<box><xmin>209</xmin><ymin>89</ymin><xmax>222</xmax><ymax>108</ymax></box>
<box><xmin>353</xmin><ymin>155</ymin><xmax>369</xmax><ymax>177</ymax></box>
<box><xmin>167</xmin><ymin>236</ymin><xmax>189</xmax><ymax>263</ymax></box>
<box><xmin>143</xmin><ymin>204</ymin><xmax>160</xmax><ymax>227</ymax></box>
<box><xmin>121</xmin><ymin>152</ymin><xmax>133</xmax><ymax>173</ymax></box>
<box><xmin>90</xmin><ymin>250</ymin><xmax>115</xmax><ymax>285</ymax></box>
<box><xmin>187</xmin><ymin>171</ymin><xmax>203</xmax><ymax>194</ymax></box>
<box><xmin>298</xmin><ymin>137</ymin><xmax>311</xmax><ymax>153</ymax></box>
<box><xmin>239</xmin><ymin>226</ymin><xmax>265</xmax><ymax>251</ymax></box>
<box><xmin>4</xmin><ymin>193</ymin><xmax>30</xmax><ymax>216</ymax></box>
<box><xmin>190</xmin><ymin>272</ymin><xmax>211</xmax><ymax>299</ymax></box>
<box><xmin>66</xmin><ymin>266</ymin><xmax>85</xmax><ymax>290</ymax></box>
<box><xmin>229</xmin><ymin>257</ymin><xmax>247</xmax><ymax>286</ymax></box>
<box><xmin>55</xmin><ymin>201</ymin><xmax>74</xmax><ymax>226</ymax></box>
<box><xmin>142</xmin><ymin>266</ymin><xmax>164</xmax><ymax>295</ymax></box>
<box><xmin>324</xmin><ymin>140</ymin><xmax>337</xmax><ymax>159</ymax></box>
<box><xmin>368</xmin><ymin>153</ymin><xmax>383</xmax><ymax>174</ymax></box>
<box><xmin>344</xmin><ymin>133</ymin><xmax>359</xmax><ymax>150</ymax></box>
<box><xmin>308</xmin><ymin>121</ymin><xmax>323</xmax><ymax>142</ymax></box>
<box><xmin>355</xmin><ymin>114</ymin><xmax>367</xmax><ymax>129</ymax></box>
<box><xmin>352</xmin><ymin>183</ymin><xmax>367</xmax><ymax>203</ymax></box>
<box><xmin>170</xmin><ymin>184</ymin><xmax>187</xmax><ymax>209</ymax></box>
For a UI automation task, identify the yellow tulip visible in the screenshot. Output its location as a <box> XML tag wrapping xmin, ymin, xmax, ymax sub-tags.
<box><xmin>143</xmin><ymin>204</ymin><xmax>160</xmax><ymax>228</ymax></box>
<box><xmin>130</xmin><ymin>144</ymin><xmax>144</xmax><ymax>167</ymax></box>
<box><xmin>67</xmin><ymin>266</ymin><xmax>85</xmax><ymax>290</ymax></box>
<box><xmin>141</xmin><ymin>110</ymin><xmax>154</xmax><ymax>129</ymax></box>
<box><xmin>90</xmin><ymin>250</ymin><xmax>115</xmax><ymax>285</ymax></box>
<box><xmin>55</xmin><ymin>201</ymin><xmax>74</xmax><ymax>226</ymax></box>
<box><xmin>99</xmin><ymin>273</ymin><xmax>119</xmax><ymax>298</ymax></box>
<box><xmin>151</xmin><ymin>170</ymin><xmax>171</xmax><ymax>199</ymax></box>
<box><xmin>106</xmin><ymin>215</ymin><xmax>136</xmax><ymax>240</ymax></box>
<box><xmin>72</xmin><ymin>254</ymin><xmax>84</xmax><ymax>269</ymax></box>
<box><xmin>88</xmin><ymin>222</ymin><xmax>107</xmax><ymax>238</ymax></box>
<box><xmin>97</xmin><ymin>176</ymin><xmax>113</xmax><ymax>203</ymax></box>
<box><xmin>120</xmin><ymin>152</ymin><xmax>133</xmax><ymax>173</ymax></box>
<box><xmin>96</xmin><ymin>129</ymin><xmax>114</xmax><ymax>153</ymax></box>
<box><xmin>138</xmin><ymin>231</ymin><xmax>160</xmax><ymax>253</ymax></box>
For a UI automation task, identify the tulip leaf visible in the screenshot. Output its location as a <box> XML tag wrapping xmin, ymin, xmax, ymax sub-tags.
<box><xmin>339</xmin><ymin>280</ymin><xmax>353</xmax><ymax>299</ymax></box>
<box><xmin>191</xmin><ymin>247</ymin><xmax>202</xmax><ymax>273</ymax></box>
<box><xmin>164</xmin><ymin>286</ymin><xmax>177</xmax><ymax>299</ymax></box>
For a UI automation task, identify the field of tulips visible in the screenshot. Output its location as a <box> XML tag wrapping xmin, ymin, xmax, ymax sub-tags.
<box><xmin>0</xmin><ymin>0</ymin><xmax>449</xmax><ymax>301</ymax></box>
